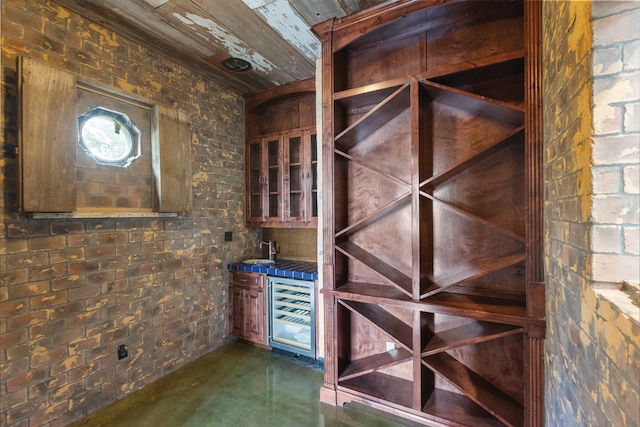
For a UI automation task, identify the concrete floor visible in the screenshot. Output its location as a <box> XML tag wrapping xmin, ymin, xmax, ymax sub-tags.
<box><xmin>70</xmin><ymin>342</ymin><xmax>424</xmax><ymax>427</ymax></box>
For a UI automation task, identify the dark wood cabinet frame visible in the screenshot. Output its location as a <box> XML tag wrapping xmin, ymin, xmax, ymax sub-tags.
<box><xmin>244</xmin><ymin>78</ymin><xmax>318</xmax><ymax>228</ymax></box>
<box><xmin>314</xmin><ymin>1</ymin><xmax>544</xmax><ymax>426</ymax></box>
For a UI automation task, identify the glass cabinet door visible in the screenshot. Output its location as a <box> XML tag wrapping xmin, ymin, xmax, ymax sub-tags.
<box><xmin>309</xmin><ymin>132</ymin><xmax>318</xmax><ymax>220</ymax></box>
<box><xmin>266</xmin><ymin>135</ymin><xmax>282</xmax><ymax>221</ymax></box>
<box><xmin>246</xmin><ymin>129</ymin><xmax>317</xmax><ymax>227</ymax></box>
<box><xmin>285</xmin><ymin>131</ymin><xmax>304</xmax><ymax>222</ymax></box>
<box><xmin>246</xmin><ymin>134</ymin><xmax>282</xmax><ymax>225</ymax></box>
<box><xmin>247</xmin><ymin>138</ymin><xmax>264</xmax><ymax>221</ymax></box>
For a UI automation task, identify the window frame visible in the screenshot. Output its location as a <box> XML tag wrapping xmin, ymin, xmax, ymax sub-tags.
<box><xmin>77</xmin><ymin>106</ymin><xmax>141</xmax><ymax>167</ymax></box>
<box><xmin>18</xmin><ymin>56</ymin><xmax>192</xmax><ymax>215</ymax></box>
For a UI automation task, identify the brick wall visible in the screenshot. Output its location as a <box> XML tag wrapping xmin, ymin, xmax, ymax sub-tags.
<box><xmin>543</xmin><ymin>1</ymin><xmax>639</xmax><ymax>426</ymax></box>
<box><xmin>0</xmin><ymin>1</ymin><xmax>260</xmax><ymax>426</ymax></box>
<box><xmin>591</xmin><ymin>1</ymin><xmax>640</xmax><ymax>284</ymax></box>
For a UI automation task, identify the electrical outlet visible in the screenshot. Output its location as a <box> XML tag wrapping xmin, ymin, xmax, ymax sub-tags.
<box><xmin>117</xmin><ymin>344</ymin><xmax>128</xmax><ymax>360</ymax></box>
<box><xmin>224</xmin><ymin>231</ymin><xmax>232</xmax><ymax>241</ymax></box>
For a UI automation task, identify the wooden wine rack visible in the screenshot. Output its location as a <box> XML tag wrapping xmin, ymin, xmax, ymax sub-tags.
<box><xmin>314</xmin><ymin>1</ymin><xmax>544</xmax><ymax>426</ymax></box>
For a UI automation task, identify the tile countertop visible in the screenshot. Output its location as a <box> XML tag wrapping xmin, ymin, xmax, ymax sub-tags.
<box><xmin>227</xmin><ymin>259</ymin><xmax>318</xmax><ymax>281</ymax></box>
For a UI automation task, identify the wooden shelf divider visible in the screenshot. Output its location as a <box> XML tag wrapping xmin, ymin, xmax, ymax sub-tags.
<box><xmin>339</xmin><ymin>348</ymin><xmax>413</xmax><ymax>381</ymax></box>
<box><xmin>335</xmin><ymin>192</ymin><xmax>411</xmax><ymax>239</ymax></box>
<box><xmin>340</xmin><ymin>300</ymin><xmax>413</xmax><ymax>350</ymax></box>
<box><xmin>335</xmin><ymin>84</ymin><xmax>410</xmax><ymax>152</ymax></box>
<box><xmin>423</xmin><ymin>321</ymin><xmax>523</xmax><ymax>356</ymax></box>
<box><xmin>336</xmin><ymin>240</ymin><xmax>413</xmax><ymax>296</ymax></box>
<box><xmin>423</xmin><ymin>352</ymin><xmax>524</xmax><ymax>427</ymax></box>
<box><xmin>420</xmin><ymin>251</ymin><xmax>527</xmax><ymax>298</ymax></box>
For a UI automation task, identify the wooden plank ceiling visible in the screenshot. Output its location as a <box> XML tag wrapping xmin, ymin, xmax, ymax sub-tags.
<box><xmin>52</xmin><ymin>0</ymin><xmax>388</xmax><ymax>93</ymax></box>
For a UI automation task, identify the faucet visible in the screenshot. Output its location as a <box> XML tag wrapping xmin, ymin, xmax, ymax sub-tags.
<box><xmin>260</xmin><ymin>240</ymin><xmax>278</xmax><ymax>261</ymax></box>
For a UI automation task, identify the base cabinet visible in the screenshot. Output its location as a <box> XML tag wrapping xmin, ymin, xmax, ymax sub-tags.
<box><xmin>229</xmin><ymin>271</ymin><xmax>267</xmax><ymax>347</ymax></box>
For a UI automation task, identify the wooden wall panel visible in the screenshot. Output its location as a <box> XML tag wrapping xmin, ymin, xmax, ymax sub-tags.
<box><xmin>18</xmin><ymin>57</ymin><xmax>77</xmax><ymax>212</ymax></box>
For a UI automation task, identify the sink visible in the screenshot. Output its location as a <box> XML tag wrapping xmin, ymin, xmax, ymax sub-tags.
<box><xmin>242</xmin><ymin>258</ymin><xmax>275</xmax><ymax>265</ymax></box>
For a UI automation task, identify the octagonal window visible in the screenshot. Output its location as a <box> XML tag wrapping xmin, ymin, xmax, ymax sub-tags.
<box><xmin>78</xmin><ymin>107</ymin><xmax>141</xmax><ymax>167</ymax></box>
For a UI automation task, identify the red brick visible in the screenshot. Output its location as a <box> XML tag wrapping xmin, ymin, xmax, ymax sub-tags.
<box><xmin>69</xmin><ymin>284</ymin><xmax>101</xmax><ymax>301</ymax></box>
<box><xmin>89</xmin><ymin>195</ymin><xmax>115</xmax><ymax>208</ymax></box>
<box><xmin>7</xmin><ymin>310</ymin><xmax>48</xmax><ymax>329</ymax></box>
<box><xmin>0</xmin><ymin>328</ymin><xmax>27</xmax><ymax>347</ymax></box>
<box><xmin>5</xmin><ymin>396</ymin><xmax>49</xmax><ymax>426</ymax></box>
<box><xmin>85</xmin><ymin>343</ymin><xmax>115</xmax><ymax>362</ymax></box>
<box><xmin>129</xmin><ymin>231</ymin><xmax>153</xmax><ymax>243</ymax></box>
<box><xmin>85</xmin><ymin>367</ymin><xmax>116</xmax><ymax>389</ymax></box>
<box><xmin>1</xmin><ymin>268</ymin><xmax>29</xmax><ymax>286</ymax></box>
<box><xmin>50</xmin><ymin>221</ymin><xmax>85</xmax><ymax>234</ymax></box>
<box><xmin>7</xmin><ymin>281</ymin><xmax>49</xmax><ymax>298</ymax></box>
<box><xmin>86</xmin><ymin>270</ymin><xmax>115</xmax><ymax>286</ymax></box>
<box><xmin>49</xmin><ymin>247</ymin><xmax>85</xmax><ymax>264</ymax></box>
<box><xmin>2</xmin><ymin>388</ymin><xmax>28</xmax><ymax>411</ymax></box>
<box><xmin>50</xmin><ymin>354</ymin><xmax>85</xmax><ymax>375</ymax></box>
<box><xmin>85</xmin><ymin>245</ymin><xmax>115</xmax><ymax>258</ymax></box>
<box><xmin>85</xmin><ymin>294</ymin><xmax>114</xmax><ymax>311</ymax></box>
<box><xmin>29</xmin><ymin>263</ymin><xmax>67</xmax><ymax>281</ymax></box>
<box><xmin>29</xmin><ymin>399</ymin><xmax>68</xmax><ymax>427</ymax></box>
<box><xmin>68</xmin><ymin>333</ymin><xmax>101</xmax><ymax>356</ymax></box>
<box><xmin>102</xmin><ymin>255</ymin><xmax>129</xmax><ymax>269</ymax></box>
<box><xmin>76</xmin><ymin>180</ymin><xmax>100</xmax><ymax>195</ymax></box>
<box><xmin>100</xmin><ymin>232</ymin><xmax>128</xmax><ymax>244</ymax></box>
<box><xmin>115</xmin><ymin>173</ymin><xmax>142</xmax><ymax>186</ymax></box>
<box><xmin>115</xmin><ymin>242</ymin><xmax>141</xmax><ymax>255</ymax></box>
<box><xmin>128</xmin><ymin>186</ymin><xmax>151</xmax><ymax>198</ymax></box>
<box><xmin>163</xmin><ymin>259</ymin><xmax>183</xmax><ymax>270</ymax></box>
<box><xmin>6</xmin><ymin>252</ymin><xmax>49</xmax><ymax>269</ymax></box>
<box><xmin>68</xmin><ymin>260</ymin><xmax>101</xmax><ymax>274</ymax></box>
<box><xmin>29</xmin><ymin>319</ymin><xmax>66</xmax><ymax>340</ymax></box>
<box><xmin>6</xmin><ymin>367</ymin><xmax>49</xmax><ymax>393</ymax></box>
<box><xmin>29</xmin><ymin>291</ymin><xmax>68</xmax><ymax>309</ymax></box>
<box><xmin>49</xmin><ymin>302</ymin><xmax>84</xmax><ymax>320</ymax></box>
<box><xmin>86</xmin><ymin>220</ymin><xmax>116</xmax><ymax>231</ymax></box>
<box><xmin>67</xmin><ymin>233</ymin><xmax>101</xmax><ymax>247</ymax></box>
<box><xmin>68</xmin><ymin>361</ymin><xmax>99</xmax><ymax>382</ymax></box>
<box><xmin>0</xmin><ymin>239</ymin><xmax>28</xmax><ymax>254</ymax></box>
<box><xmin>27</xmin><ymin>374</ymin><xmax>66</xmax><ymax>399</ymax></box>
<box><xmin>50</xmin><ymin>326</ymin><xmax>85</xmax><ymax>348</ymax></box>
<box><xmin>6</xmin><ymin>343</ymin><xmax>30</xmax><ymax>361</ymax></box>
<box><xmin>128</xmin><ymin>253</ymin><xmax>153</xmax><ymax>264</ymax></box>
<box><xmin>0</xmin><ymin>298</ymin><xmax>28</xmax><ymax>317</ymax></box>
<box><xmin>51</xmin><ymin>275</ymin><xmax>85</xmax><ymax>291</ymax></box>
<box><xmin>67</xmin><ymin>309</ymin><xmax>101</xmax><ymax>328</ymax></box>
<box><xmin>100</xmin><ymin>184</ymin><xmax>128</xmax><ymax>196</ymax></box>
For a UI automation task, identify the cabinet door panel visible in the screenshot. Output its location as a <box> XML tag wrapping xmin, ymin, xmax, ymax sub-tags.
<box><xmin>266</xmin><ymin>136</ymin><xmax>282</xmax><ymax>221</ymax></box>
<box><xmin>247</xmin><ymin>139</ymin><xmax>264</xmax><ymax>221</ymax></box>
<box><xmin>285</xmin><ymin>131</ymin><xmax>305</xmax><ymax>222</ymax></box>
<box><xmin>309</xmin><ymin>132</ymin><xmax>319</xmax><ymax>220</ymax></box>
<box><xmin>246</xmin><ymin>287</ymin><xmax>265</xmax><ymax>342</ymax></box>
<box><xmin>230</xmin><ymin>286</ymin><xmax>245</xmax><ymax>338</ymax></box>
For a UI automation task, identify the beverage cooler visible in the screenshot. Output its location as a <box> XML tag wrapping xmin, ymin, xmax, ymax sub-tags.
<box><xmin>268</xmin><ymin>276</ymin><xmax>315</xmax><ymax>358</ymax></box>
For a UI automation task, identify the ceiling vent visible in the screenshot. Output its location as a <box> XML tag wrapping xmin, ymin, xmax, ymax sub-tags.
<box><xmin>222</xmin><ymin>57</ymin><xmax>252</xmax><ymax>72</ymax></box>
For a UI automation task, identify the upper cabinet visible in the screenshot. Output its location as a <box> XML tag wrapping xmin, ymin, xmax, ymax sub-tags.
<box><xmin>315</xmin><ymin>1</ymin><xmax>544</xmax><ymax>426</ymax></box>
<box><xmin>245</xmin><ymin>78</ymin><xmax>317</xmax><ymax>228</ymax></box>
